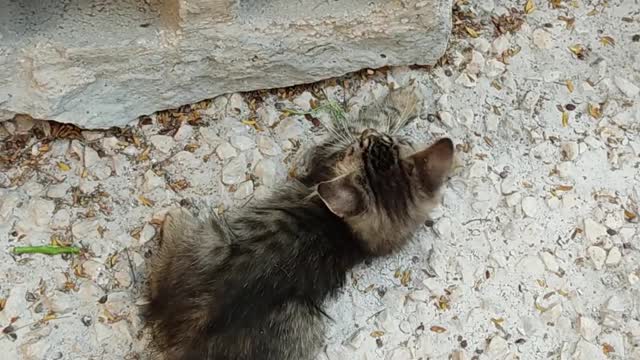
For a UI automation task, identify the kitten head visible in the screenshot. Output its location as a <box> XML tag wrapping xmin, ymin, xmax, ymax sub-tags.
<box><xmin>316</xmin><ymin>129</ymin><xmax>454</xmax><ymax>255</ymax></box>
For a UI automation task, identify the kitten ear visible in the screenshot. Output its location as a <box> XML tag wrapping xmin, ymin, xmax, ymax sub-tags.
<box><xmin>410</xmin><ymin>138</ymin><xmax>454</xmax><ymax>191</ymax></box>
<box><xmin>317</xmin><ymin>176</ymin><xmax>364</xmax><ymax>218</ymax></box>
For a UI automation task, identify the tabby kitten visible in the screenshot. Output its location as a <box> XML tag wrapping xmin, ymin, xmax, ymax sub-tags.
<box><xmin>145</xmin><ymin>86</ymin><xmax>454</xmax><ymax>360</ymax></box>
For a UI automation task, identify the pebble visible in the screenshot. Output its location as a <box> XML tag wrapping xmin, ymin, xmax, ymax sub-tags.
<box><xmin>293</xmin><ymin>91</ymin><xmax>314</xmax><ymax>111</ymax></box>
<box><xmin>539</xmin><ymin>251</ymin><xmax>559</xmax><ymax>272</ymax></box>
<box><xmin>82</xmin><ymin>130</ymin><xmax>104</xmax><ymax>142</ymax></box>
<box><xmin>532</xmin><ymin>29</ymin><xmax>553</xmax><ymax>49</ymax></box>
<box><xmin>605</xmin><ymin>247</ymin><xmax>622</xmax><ymax>266</ymax></box>
<box><xmin>150</xmin><ymin>134</ymin><xmax>176</xmax><ymax>154</ymax></box>
<box><xmin>51</xmin><ymin>209</ymin><xmax>71</xmax><ymax>228</ymax></box>
<box><xmin>344</xmin><ymin>328</ymin><xmax>366</xmax><ymax>350</ymax></box>
<box><xmin>228</xmin><ymin>93</ymin><xmax>248</xmax><ymax>114</ymax></box>
<box><xmin>253</xmin><ymin>159</ymin><xmax>278</xmax><ymax>186</ymax></box>
<box><xmin>458</xmin><ymin>108</ymin><xmax>474</xmax><ymax>127</ymax></box>
<box><xmin>472</xmin><ymin>37</ymin><xmax>491</xmax><ymax>53</ymax></box>
<box><xmin>587</xmin><ymin>246</ymin><xmax>607</xmax><ymax>270</ymax></box>
<box><xmin>173</xmin><ymin>123</ymin><xmax>194</xmax><ymax>142</ymax></box>
<box><xmin>233</xmin><ymin>180</ymin><xmax>254</xmax><ymax>200</ymax></box>
<box><xmin>14</xmin><ymin>114</ymin><xmax>35</xmax><ymax>133</ymax></box>
<box><xmin>560</xmin><ymin>142</ymin><xmax>579</xmax><ymax>161</ymax></box>
<box><xmin>485</xmin><ymin>336</ymin><xmax>509</xmax><ymax>357</ymax></box>
<box><xmin>142</xmin><ymin>170</ymin><xmax>165</xmax><ymax>193</ymax></box>
<box><xmin>614</xmin><ymin>76</ymin><xmax>640</xmax><ymax>98</ymax></box>
<box><xmin>572</xmin><ymin>339</ymin><xmax>605</xmax><ymax>360</ymax></box>
<box><xmin>257</xmin><ymin>106</ymin><xmax>280</xmax><ymax>127</ymax></box>
<box><xmin>455</xmin><ymin>73</ymin><xmax>476</xmax><ymax>88</ymax></box>
<box><xmin>222</xmin><ymin>155</ymin><xmax>248</xmax><ymax>185</ymax></box>
<box><xmin>521</xmin><ymin>197</ymin><xmax>539</xmax><ymax>218</ymax></box>
<box><xmin>199</xmin><ymin>127</ymin><xmax>221</xmax><ymax>145</ymax></box>
<box><xmin>46</xmin><ymin>182</ymin><xmax>70</xmax><ymax>198</ymax></box>
<box><xmin>584</xmin><ymin>218</ymin><xmax>607</xmax><ymax>244</ymax></box>
<box><xmin>465</xmin><ymin>51</ymin><xmax>485</xmax><ymax>75</ymax></box>
<box><xmin>438</xmin><ymin>111</ymin><xmax>455</xmax><ymax>128</ymax></box>
<box><xmin>485</xmin><ymin>59</ymin><xmax>506</xmax><ymax>78</ymax></box>
<box><xmin>276</xmin><ymin>118</ymin><xmax>305</xmax><ymax>139</ymax></box>
<box><xmin>216</xmin><ymin>142</ymin><xmax>237</xmax><ymax>160</ymax></box>
<box><xmin>492</xmin><ymin>35</ymin><xmax>510</xmax><ymax>54</ymax></box>
<box><xmin>230</xmin><ymin>135</ymin><xmax>254</xmax><ymax>151</ymax></box>
<box><xmin>577</xmin><ymin>316</ymin><xmax>601</xmax><ymax>341</ymax></box>
<box><xmin>101</xmin><ymin>137</ymin><xmax>120</xmax><ymax>155</ymax></box>
<box><xmin>257</xmin><ymin>135</ymin><xmax>281</xmax><ymax>156</ymax></box>
<box><xmin>140</xmin><ymin>223</ymin><xmax>157</xmax><ymax>245</ymax></box>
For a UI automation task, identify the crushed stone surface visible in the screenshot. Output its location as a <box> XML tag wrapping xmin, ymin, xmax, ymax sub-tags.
<box><xmin>1</xmin><ymin>0</ymin><xmax>640</xmax><ymax>359</ymax></box>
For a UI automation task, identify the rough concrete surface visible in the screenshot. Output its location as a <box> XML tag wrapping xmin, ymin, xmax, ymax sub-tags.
<box><xmin>1</xmin><ymin>0</ymin><xmax>640</xmax><ymax>359</ymax></box>
<box><xmin>0</xmin><ymin>0</ymin><xmax>452</xmax><ymax>128</ymax></box>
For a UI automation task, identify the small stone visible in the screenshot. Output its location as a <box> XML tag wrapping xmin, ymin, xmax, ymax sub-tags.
<box><xmin>173</xmin><ymin>123</ymin><xmax>194</xmax><ymax>142</ymax></box>
<box><xmin>532</xmin><ymin>29</ymin><xmax>553</xmax><ymax>49</ymax></box>
<box><xmin>472</xmin><ymin>37</ymin><xmax>491</xmax><ymax>53</ymax></box>
<box><xmin>587</xmin><ymin>246</ymin><xmax>607</xmax><ymax>270</ymax></box>
<box><xmin>84</xmin><ymin>146</ymin><xmax>101</xmax><ymax>168</ymax></box>
<box><xmin>485</xmin><ymin>59</ymin><xmax>506</xmax><ymax>78</ymax></box>
<box><xmin>485</xmin><ymin>336</ymin><xmax>509</xmax><ymax>357</ymax></box>
<box><xmin>492</xmin><ymin>35</ymin><xmax>510</xmax><ymax>54</ymax></box>
<box><xmin>150</xmin><ymin>135</ymin><xmax>176</xmax><ymax>154</ymax></box>
<box><xmin>293</xmin><ymin>91</ymin><xmax>314</xmax><ymax>111</ymax></box>
<box><xmin>199</xmin><ymin>127</ymin><xmax>221</xmax><ymax>145</ymax></box>
<box><xmin>276</xmin><ymin>118</ymin><xmax>305</xmax><ymax>139</ymax></box>
<box><xmin>234</xmin><ymin>180</ymin><xmax>254</xmax><ymax>200</ymax></box>
<box><xmin>584</xmin><ymin>219</ymin><xmax>607</xmax><ymax>244</ymax></box>
<box><xmin>577</xmin><ymin>316</ymin><xmax>601</xmax><ymax>341</ymax></box>
<box><xmin>572</xmin><ymin>339</ymin><xmax>605</xmax><ymax>360</ymax></box>
<box><xmin>257</xmin><ymin>136</ymin><xmax>281</xmax><ymax>156</ymax></box>
<box><xmin>254</xmin><ymin>159</ymin><xmax>278</xmax><ymax>187</ymax></box>
<box><xmin>82</xmin><ymin>130</ymin><xmax>104</xmax><ymax>142</ymax></box>
<box><xmin>230</xmin><ymin>135</ymin><xmax>254</xmax><ymax>151</ymax></box>
<box><xmin>228</xmin><ymin>93</ymin><xmax>248</xmax><ymax>114</ymax></box>
<box><xmin>455</xmin><ymin>72</ymin><xmax>476</xmax><ymax>87</ymax></box>
<box><xmin>458</xmin><ymin>108</ymin><xmax>474</xmax><ymax>127</ymax></box>
<box><xmin>521</xmin><ymin>196</ymin><xmax>539</xmax><ymax>217</ymax></box>
<box><xmin>140</xmin><ymin>223</ymin><xmax>157</xmax><ymax>245</ymax></box>
<box><xmin>13</xmin><ymin>114</ymin><xmax>35</xmax><ymax>133</ymax></box>
<box><xmin>101</xmin><ymin>137</ymin><xmax>120</xmax><ymax>155</ymax></box>
<box><xmin>51</xmin><ymin>209</ymin><xmax>71</xmax><ymax>228</ymax></box>
<box><xmin>561</xmin><ymin>142</ymin><xmax>579</xmax><ymax>161</ymax></box>
<box><xmin>222</xmin><ymin>155</ymin><xmax>248</xmax><ymax>185</ymax></box>
<box><xmin>478</xmin><ymin>0</ymin><xmax>494</xmax><ymax>12</ymax></box>
<box><xmin>465</xmin><ymin>51</ymin><xmax>485</xmax><ymax>75</ymax></box>
<box><xmin>614</xmin><ymin>76</ymin><xmax>640</xmax><ymax>98</ymax></box>
<box><xmin>506</xmin><ymin>192</ymin><xmax>522</xmax><ymax>208</ymax></box>
<box><xmin>114</xmin><ymin>270</ymin><xmax>132</xmax><ymax>288</ymax></box>
<box><xmin>216</xmin><ymin>142</ymin><xmax>237</xmax><ymax>160</ymax></box>
<box><xmin>438</xmin><ymin>111</ymin><xmax>455</xmax><ymax>128</ymax></box>
<box><xmin>540</xmin><ymin>251</ymin><xmax>559</xmax><ymax>272</ymax></box>
<box><xmin>46</xmin><ymin>182</ymin><xmax>70</xmax><ymax>198</ymax></box>
<box><xmin>257</xmin><ymin>106</ymin><xmax>279</xmax><ymax>127</ymax></box>
<box><xmin>49</xmin><ymin>291</ymin><xmax>77</xmax><ymax>314</ymax></box>
<box><xmin>142</xmin><ymin>170</ymin><xmax>165</xmax><ymax>192</ymax></box>
<box><xmin>605</xmin><ymin>247</ymin><xmax>622</xmax><ymax>266</ymax></box>
<box><xmin>344</xmin><ymin>328</ymin><xmax>366</xmax><ymax>350</ymax></box>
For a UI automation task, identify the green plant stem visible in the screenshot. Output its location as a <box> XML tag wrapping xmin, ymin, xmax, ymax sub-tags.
<box><xmin>13</xmin><ymin>245</ymin><xmax>80</xmax><ymax>255</ymax></box>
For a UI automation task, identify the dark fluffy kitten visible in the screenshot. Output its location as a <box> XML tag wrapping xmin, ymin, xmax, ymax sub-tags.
<box><xmin>145</xmin><ymin>86</ymin><xmax>455</xmax><ymax>360</ymax></box>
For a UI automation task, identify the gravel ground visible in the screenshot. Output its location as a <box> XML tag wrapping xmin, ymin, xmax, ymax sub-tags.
<box><xmin>1</xmin><ymin>0</ymin><xmax>639</xmax><ymax>359</ymax></box>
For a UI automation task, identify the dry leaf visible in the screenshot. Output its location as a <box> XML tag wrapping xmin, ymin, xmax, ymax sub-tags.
<box><xmin>39</xmin><ymin>144</ymin><xmax>50</xmax><ymax>153</ymax></box>
<box><xmin>624</xmin><ymin>210</ymin><xmax>637</xmax><ymax>221</ymax></box>
<box><xmin>437</xmin><ymin>296</ymin><xmax>450</xmax><ymax>311</ymax></box>
<box><xmin>138</xmin><ymin>195</ymin><xmax>155</xmax><ymax>207</ymax></box>
<box><xmin>370</xmin><ymin>330</ymin><xmax>385</xmax><ymax>338</ymax></box>
<box><xmin>42</xmin><ymin>313</ymin><xmax>57</xmax><ymax>322</ymax></box>
<box><xmin>586</xmin><ymin>8</ymin><xmax>598</xmax><ymax>16</ymax></box>
<box><xmin>170</xmin><ymin>179</ymin><xmax>190</xmax><ymax>191</ymax></box>
<box><xmin>430</xmin><ymin>325</ymin><xmax>447</xmax><ymax>333</ymax></box>
<box><xmin>549</xmin><ymin>0</ymin><xmax>562</xmax><ymax>8</ymax></box>
<box><xmin>565</xmin><ymin>80</ymin><xmax>575</xmax><ymax>93</ymax></box>
<box><xmin>555</xmin><ymin>185</ymin><xmax>574</xmax><ymax>191</ymax></box>
<box><xmin>568</xmin><ymin>44</ymin><xmax>587</xmax><ymax>59</ymax></box>
<box><xmin>524</xmin><ymin>0</ymin><xmax>536</xmax><ymax>14</ymax></box>
<box><xmin>602</xmin><ymin>343</ymin><xmax>615</xmax><ymax>354</ymax></box>
<box><xmin>137</xmin><ymin>147</ymin><xmax>150</xmax><ymax>161</ymax></box>
<box><xmin>562</xmin><ymin>111</ymin><xmax>569</xmax><ymax>127</ymax></box>
<box><xmin>241</xmin><ymin>119</ymin><xmax>262</xmax><ymax>131</ymax></box>
<box><xmin>558</xmin><ymin>16</ymin><xmax>575</xmax><ymax>30</ymax></box>
<box><xmin>0</xmin><ymin>298</ymin><xmax>6</xmax><ymax>311</ymax></box>
<box><xmin>400</xmin><ymin>271</ymin><xmax>411</xmax><ymax>286</ymax></box>
<box><xmin>599</xmin><ymin>36</ymin><xmax>615</xmax><ymax>47</ymax></box>
<box><xmin>81</xmin><ymin>168</ymin><xmax>88</xmax><ymax>178</ymax></box>
<box><xmin>465</xmin><ymin>26</ymin><xmax>479</xmax><ymax>38</ymax></box>
<box><xmin>57</xmin><ymin>162</ymin><xmax>71</xmax><ymax>171</ymax></box>
<box><xmin>588</xmin><ymin>103</ymin><xmax>602</xmax><ymax>118</ymax></box>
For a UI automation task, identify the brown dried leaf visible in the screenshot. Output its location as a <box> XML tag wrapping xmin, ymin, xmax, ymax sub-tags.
<box><xmin>241</xmin><ymin>119</ymin><xmax>262</xmax><ymax>131</ymax></box>
<box><xmin>562</xmin><ymin>111</ymin><xmax>569</xmax><ymax>127</ymax></box>
<box><xmin>184</xmin><ymin>143</ymin><xmax>200</xmax><ymax>152</ymax></box>
<box><xmin>57</xmin><ymin>162</ymin><xmax>71</xmax><ymax>171</ymax></box>
<box><xmin>524</xmin><ymin>0</ymin><xmax>536</xmax><ymax>14</ymax></box>
<box><xmin>588</xmin><ymin>103</ymin><xmax>602</xmax><ymax>118</ymax></box>
<box><xmin>569</xmin><ymin>44</ymin><xmax>587</xmax><ymax>60</ymax></box>
<box><xmin>549</xmin><ymin>0</ymin><xmax>562</xmax><ymax>8</ymax></box>
<box><xmin>602</xmin><ymin>343</ymin><xmax>615</xmax><ymax>354</ymax></box>
<box><xmin>465</xmin><ymin>26</ymin><xmax>479</xmax><ymax>38</ymax></box>
<box><xmin>170</xmin><ymin>179</ymin><xmax>190</xmax><ymax>192</ymax></box>
<box><xmin>370</xmin><ymin>330</ymin><xmax>385</xmax><ymax>338</ymax></box>
<box><xmin>0</xmin><ymin>298</ymin><xmax>6</xmax><ymax>311</ymax></box>
<box><xmin>430</xmin><ymin>325</ymin><xmax>447</xmax><ymax>333</ymax></box>
<box><xmin>555</xmin><ymin>185</ymin><xmax>574</xmax><ymax>191</ymax></box>
<box><xmin>558</xmin><ymin>16</ymin><xmax>575</xmax><ymax>30</ymax></box>
<box><xmin>586</xmin><ymin>8</ymin><xmax>598</xmax><ymax>16</ymax></box>
<box><xmin>599</xmin><ymin>36</ymin><xmax>615</xmax><ymax>47</ymax></box>
<box><xmin>137</xmin><ymin>147</ymin><xmax>150</xmax><ymax>161</ymax></box>
<box><xmin>565</xmin><ymin>80</ymin><xmax>575</xmax><ymax>93</ymax></box>
<box><xmin>400</xmin><ymin>271</ymin><xmax>411</xmax><ymax>286</ymax></box>
<box><xmin>437</xmin><ymin>296</ymin><xmax>450</xmax><ymax>311</ymax></box>
<box><xmin>624</xmin><ymin>210</ymin><xmax>637</xmax><ymax>221</ymax></box>
<box><xmin>138</xmin><ymin>195</ymin><xmax>155</xmax><ymax>207</ymax></box>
